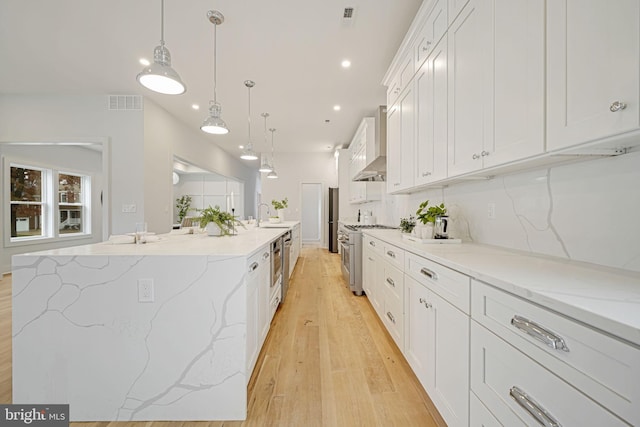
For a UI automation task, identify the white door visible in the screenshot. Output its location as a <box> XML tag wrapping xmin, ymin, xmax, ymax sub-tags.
<box><xmin>301</xmin><ymin>183</ymin><xmax>322</xmax><ymax>244</ymax></box>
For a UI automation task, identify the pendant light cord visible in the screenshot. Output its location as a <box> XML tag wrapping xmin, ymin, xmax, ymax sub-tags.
<box><xmin>160</xmin><ymin>0</ymin><xmax>165</xmax><ymax>46</ymax></box>
<box><xmin>212</xmin><ymin>21</ymin><xmax>217</xmax><ymax>103</ymax></box>
<box><xmin>247</xmin><ymin>85</ymin><xmax>252</xmax><ymax>146</ymax></box>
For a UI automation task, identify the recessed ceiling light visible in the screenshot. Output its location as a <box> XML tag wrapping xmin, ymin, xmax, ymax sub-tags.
<box><xmin>139</xmin><ymin>58</ymin><xmax>150</xmax><ymax>66</ymax></box>
<box><xmin>333</xmin><ymin>105</ymin><xmax>341</xmax><ymax>111</ymax></box>
<box><xmin>341</xmin><ymin>59</ymin><xmax>351</xmax><ymax>68</ymax></box>
<box><xmin>191</xmin><ymin>104</ymin><xmax>200</xmax><ymax>110</ymax></box>
<box><xmin>239</xmin><ymin>145</ymin><xmax>244</xmax><ymax>149</ymax></box>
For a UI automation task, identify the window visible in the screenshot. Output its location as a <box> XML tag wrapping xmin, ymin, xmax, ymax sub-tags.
<box><xmin>10</xmin><ymin>166</ymin><xmax>47</xmax><ymax>239</ymax></box>
<box><xmin>7</xmin><ymin>163</ymin><xmax>91</xmax><ymax>243</ymax></box>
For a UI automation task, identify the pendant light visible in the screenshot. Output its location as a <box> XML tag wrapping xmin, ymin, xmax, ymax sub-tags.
<box><xmin>258</xmin><ymin>113</ymin><xmax>273</xmax><ymax>172</ymax></box>
<box><xmin>200</xmin><ymin>10</ymin><xmax>229</xmax><ymax>134</ymax></box>
<box><xmin>267</xmin><ymin>128</ymin><xmax>279</xmax><ymax>179</ymax></box>
<box><xmin>241</xmin><ymin>80</ymin><xmax>258</xmax><ymax>160</ymax></box>
<box><xmin>137</xmin><ymin>0</ymin><xmax>186</xmax><ymax>95</ymax></box>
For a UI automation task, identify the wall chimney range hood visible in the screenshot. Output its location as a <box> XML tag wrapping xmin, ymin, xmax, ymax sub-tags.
<box><xmin>352</xmin><ymin>105</ymin><xmax>387</xmax><ymax>181</ymax></box>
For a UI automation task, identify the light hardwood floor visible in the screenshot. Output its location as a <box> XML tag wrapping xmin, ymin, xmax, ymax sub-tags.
<box><xmin>0</xmin><ymin>248</ymin><xmax>444</xmax><ymax>427</ymax></box>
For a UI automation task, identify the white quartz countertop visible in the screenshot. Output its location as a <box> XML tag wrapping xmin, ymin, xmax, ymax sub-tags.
<box><xmin>18</xmin><ymin>222</ymin><xmax>300</xmax><ymax>258</ymax></box>
<box><xmin>364</xmin><ymin>229</ymin><xmax>640</xmax><ymax>347</ymax></box>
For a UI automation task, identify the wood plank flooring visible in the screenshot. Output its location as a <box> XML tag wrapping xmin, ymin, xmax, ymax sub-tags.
<box><xmin>0</xmin><ymin>248</ymin><xmax>444</xmax><ymax>426</ymax></box>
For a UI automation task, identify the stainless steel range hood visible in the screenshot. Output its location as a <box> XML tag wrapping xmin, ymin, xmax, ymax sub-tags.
<box><xmin>353</xmin><ymin>105</ymin><xmax>387</xmax><ymax>181</ymax></box>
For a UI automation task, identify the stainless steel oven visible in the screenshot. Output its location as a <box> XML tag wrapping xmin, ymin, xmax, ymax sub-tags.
<box><xmin>271</xmin><ymin>237</ymin><xmax>283</xmax><ymax>289</ymax></box>
<box><xmin>338</xmin><ymin>223</ymin><xmax>397</xmax><ymax>296</ymax></box>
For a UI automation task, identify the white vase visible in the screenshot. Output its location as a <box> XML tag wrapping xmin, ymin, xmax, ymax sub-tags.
<box><xmin>277</xmin><ymin>209</ymin><xmax>285</xmax><ymax>222</ymax></box>
<box><xmin>420</xmin><ymin>223</ymin><xmax>434</xmax><ymax>239</ymax></box>
<box><xmin>205</xmin><ymin>222</ymin><xmax>222</xmax><ymax>236</ymax></box>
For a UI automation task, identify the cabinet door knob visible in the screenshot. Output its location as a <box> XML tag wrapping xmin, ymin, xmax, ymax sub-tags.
<box><xmin>481</xmin><ymin>150</ymin><xmax>490</xmax><ymax>157</ymax></box>
<box><xmin>472</xmin><ymin>153</ymin><xmax>480</xmax><ymax>160</ymax></box>
<box><xmin>422</xmin><ymin>41</ymin><xmax>432</xmax><ymax>51</ymax></box>
<box><xmin>419</xmin><ymin>297</ymin><xmax>432</xmax><ymax>309</ymax></box>
<box><xmin>610</xmin><ymin>101</ymin><xmax>627</xmax><ymax>112</ymax></box>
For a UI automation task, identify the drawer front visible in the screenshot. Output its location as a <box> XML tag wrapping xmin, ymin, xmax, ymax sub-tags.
<box><xmin>383</xmin><ymin>292</ymin><xmax>404</xmax><ymax>350</ymax></box>
<box><xmin>269</xmin><ymin>284</ymin><xmax>282</xmax><ymax>322</ymax></box>
<box><xmin>247</xmin><ymin>248</ymin><xmax>269</xmax><ymax>282</ymax></box>
<box><xmin>363</xmin><ymin>234</ymin><xmax>384</xmax><ymax>257</ymax></box>
<box><xmin>382</xmin><ymin>262</ymin><xmax>404</xmax><ymax>304</ymax></box>
<box><xmin>383</xmin><ymin>243</ymin><xmax>405</xmax><ymax>270</ymax></box>
<box><xmin>405</xmin><ymin>252</ymin><xmax>470</xmax><ymax>314</ymax></box>
<box><xmin>472</xmin><ymin>280</ymin><xmax>639</xmax><ymax>425</ymax></box>
<box><xmin>471</xmin><ymin>322</ymin><xmax>629</xmax><ymax>427</ymax></box>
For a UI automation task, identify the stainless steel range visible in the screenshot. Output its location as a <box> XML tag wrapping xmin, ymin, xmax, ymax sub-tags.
<box><xmin>338</xmin><ymin>223</ymin><xmax>397</xmax><ymax>295</ymax></box>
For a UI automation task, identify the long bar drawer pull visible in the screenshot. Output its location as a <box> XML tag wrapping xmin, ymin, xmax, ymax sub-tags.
<box><xmin>420</xmin><ymin>267</ymin><xmax>438</xmax><ymax>280</ymax></box>
<box><xmin>386</xmin><ymin>277</ymin><xmax>395</xmax><ymax>287</ymax></box>
<box><xmin>249</xmin><ymin>262</ymin><xmax>259</xmax><ymax>272</ymax></box>
<box><xmin>386</xmin><ymin>250</ymin><xmax>396</xmax><ymax>258</ymax></box>
<box><xmin>510</xmin><ymin>386</ymin><xmax>561</xmax><ymax>427</ymax></box>
<box><xmin>386</xmin><ymin>311</ymin><xmax>396</xmax><ymax>324</ymax></box>
<box><xmin>511</xmin><ymin>315</ymin><xmax>569</xmax><ymax>352</ymax></box>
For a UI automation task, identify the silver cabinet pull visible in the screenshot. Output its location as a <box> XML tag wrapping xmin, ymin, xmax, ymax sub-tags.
<box><xmin>386</xmin><ymin>250</ymin><xmax>396</xmax><ymax>258</ymax></box>
<box><xmin>510</xmin><ymin>386</ymin><xmax>561</xmax><ymax>427</ymax></box>
<box><xmin>472</xmin><ymin>153</ymin><xmax>480</xmax><ymax>160</ymax></box>
<box><xmin>386</xmin><ymin>277</ymin><xmax>395</xmax><ymax>287</ymax></box>
<box><xmin>386</xmin><ymin>311</ymin><xmax>396</xmax><ymax>324</ymax></box>
<box><xmin>419</xmin><ymin>297</ymin><xmax>432</xmax><ymax>309</ymax></box>
<box><xmin>394</xmin><ymin>183</ymin><xmax>400</xmax><ymax>186</ymax></box>
<box><xmin>421</xmin><ymin>172</ymin><xmax>432</xmax><ymax>177</ymax></box>
<box><xmin>369</xmin><ymin>240</ymin><xmax>376</xmax><ymax>247</ymax></box>
<box><xmin>368</xmin><ymin>257</ymin><xmax>374</xmax><ymax>261</ymax></box>
<box><xmin>610</xmin><ymin>101</ymin><xmax>627</xmax><ymax>112</ymax></box>
<box><xmin>420</xmin><ymin>267</ymin><xmax>438</xmax><ymax>280</ymax></box>
<box><xmin>249</xmin><ymin>262</ymin><xmax>259</xmax><ymax>273</ymax></box>
<box><xmin>422</xmin><ymin>41</ymin><xmax>432</xmax><ymax>51</ymax></box>
<box><xmin>481</xmin><ymin>150</ymin><xmax>490</xmax><ymax>157</ymax></box>
<box><xmin>262</xmin><ymin>252</ymin><xmax>270</xmax><ymax>260</ymax></box>
<box><xmin>511</xmin><ymin>315</ymin><xmax>569</xmax><ymax>352</ymax></box>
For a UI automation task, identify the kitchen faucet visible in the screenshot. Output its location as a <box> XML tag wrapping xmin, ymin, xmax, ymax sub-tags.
<box><xmin>256</xmin><ymin>203</ymin><xmax>270</xmax><ymax>227</ymax></box>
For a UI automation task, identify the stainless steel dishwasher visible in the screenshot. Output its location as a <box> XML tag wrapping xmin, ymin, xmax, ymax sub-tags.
<box><xmin>282</xmin><ymin>230</ymin><xmax>292</xmax><ymax>303</ymax></box>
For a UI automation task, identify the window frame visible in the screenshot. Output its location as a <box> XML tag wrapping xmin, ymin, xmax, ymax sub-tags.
<box><xmin>4</xmin><ymin>158</ymin><xmax>93</xmax><ymax>248</ymax></box>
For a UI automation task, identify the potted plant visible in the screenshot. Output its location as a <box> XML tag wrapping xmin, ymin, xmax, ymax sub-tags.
<box><xmin>198</xmin><ymin>205</ymin><xmax>244</xmax><ymax>236</ymax></box>
<box><xmin>271</xmin><ymin>198</ymin><xmax>288</xmax><ymax>221</ymax></box>
<box><xmin>176</xmin><ymin>195</ymin><xmax>192</xmax><ymax>223</ymax></box>
<box><xmin>415</xmin><ymin>200</ymin><xmax>447</xmax><ymax>239</ymax></box>
<box><xmin>399</xmin><ymin>215</ymin><xmax>416</xmax><ymax>234</ymax></box>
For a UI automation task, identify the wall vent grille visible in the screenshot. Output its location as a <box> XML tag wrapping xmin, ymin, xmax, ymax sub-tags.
<box><xmin>343</xmin><ymin>7</ymin><xmax>354</xmax><ymax>18</ymax></box>
<box><xmin>108</xmin><ymin>95</ymin><xmax>143</xmax><ymax>111</ymax></box>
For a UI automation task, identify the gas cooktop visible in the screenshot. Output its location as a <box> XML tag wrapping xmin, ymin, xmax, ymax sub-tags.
<box><xmin>344</xmin><ymin>224</ymin><xmax>397</xmax><ymax>231</ymax></box>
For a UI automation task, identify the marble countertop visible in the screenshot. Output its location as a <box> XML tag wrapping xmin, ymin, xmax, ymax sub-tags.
<box><xmin>364</xmin><ymin>229</ymin><xmax>640</xmax><ymax>347</ymax></box>
<box><xmin>17</xmin><ymin>222</ymin><xmax>300</xmax><ymax>258</ymax></box>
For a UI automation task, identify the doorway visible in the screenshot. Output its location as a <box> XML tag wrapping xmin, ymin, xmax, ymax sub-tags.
<box><xmin>301</xmin><ymin>182</ymin><xmax>322</xmax><ymax>245</ymax></box>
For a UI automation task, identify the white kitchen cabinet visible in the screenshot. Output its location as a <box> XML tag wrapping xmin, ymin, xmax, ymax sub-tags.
<box><xmin>448</xmin><ymin>0</ymin><xmax>544</xmax><ymax>176</ymax></box>
<box><xmin>387</xmin><ymin>86</ymin><xmax>416</xmax><ymax>193</ymax></box>
<box><xmin>471</xmin><ymin>322</ymin><xmax>628</xmax><ymax>427</ymax></box>
<box><xmin>415</xmin><ymin>34</ymin><xmax>448</xmax><ymax>186</ymax></box>
<box><xmin>448</xmin><ymin>0</ymin><xmax>471</xmax><ymax>25</ymax></box>
<box><xmin>247</xmin><ymin>246</ymin><xmax>271</xmax><ymax>375</ymax></box>
<box><xmin>547</xmin><ymin>0</ymin><xmax>640</xmax><ymax>151</ymax></box>
<box><xmin>470</xmin><ymin>392</ymin><xmax>501</xmax><ymax>426</ymax></box>
<box><xmin>349</xmin><ymin>180</ymin><xmax>381</xmax><ymax>204</ymax></box>
<box><xmin>472</xmin><ymin>280</ymin><xmax>640</xmax><ymax>425</ymax></box>
<box><xmin>290</xmin><ymin>223</ymin><xmax>301</xmax><ymax>277</ymax></box>
<box><xmin>404</xmin><ymin>275</ymin><xmax>470</xmax><ymax>427</ymax></box>
<box><xmin>363</xmin><ymin>235</ymin><xmax>384</xmax><ymax>317</ymax></box>
<box><xmin>414</xmin><ymin>0</ymin><xmax>448</xmax><ymax>71</ymax></box>
<box><xmin>387</xmin><ymin>54</ymin><xmax>414</xmax><ymax>107</ymax></box>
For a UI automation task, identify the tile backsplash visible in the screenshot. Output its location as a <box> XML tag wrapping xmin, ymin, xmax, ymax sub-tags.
<box><xmin>363</xmin><ymin>150</ymin><xmax>640</xmax><ymax>273</ymax></box>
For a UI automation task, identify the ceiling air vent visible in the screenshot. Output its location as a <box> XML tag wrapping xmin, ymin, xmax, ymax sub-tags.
<box><xmin>108</xmin><ymin>95</ymin><xmax>143</xmax><ymax>111</ymax></box>
<box><xmin>341</xmin><ymin>7</ymin><xmax>356</xmax><ymax>25</ymax></box>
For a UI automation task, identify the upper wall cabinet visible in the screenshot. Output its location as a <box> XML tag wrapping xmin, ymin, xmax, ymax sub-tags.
<box><xmin>414</xmin><ymin>0</ymin><xmax>448</xmax><ymax>71</ymax></box>
<box><xmin>448</xmin><ymin>0</ymin><xmax>471</xmax><ymax>25</ymax></box>
<box><xmin>448</xmin><ymin>0</ymin><xmax>545</xmax><ymax>176</ymax></box>
<box><xmin>547</xmin><ymin>0</ymin><xmax>640</xmax><ymax>151</ymax></box>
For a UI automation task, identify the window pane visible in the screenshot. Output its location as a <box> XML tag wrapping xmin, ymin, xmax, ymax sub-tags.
<box><xmin>10</xmin><ymin>167</ymin><xmax>42</xmax><ymax>202</ymax></box>
<box><xmin>59</xmin><ymin>173</ymin><xmax>82</xmax><ymax>203</ymax></box>
<box><xmin>59</xmin><ymin>205</ymin><xmax>82</xmax><ymax>234</ymax></box>
<box><xmin>11</xmin><ymin>204</ymin><xmax>43</xmax><ymax>237</ymax></box>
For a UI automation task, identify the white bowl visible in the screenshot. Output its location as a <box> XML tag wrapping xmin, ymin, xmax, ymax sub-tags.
<box><xmin>268</xmin><ymin>217</ymin><xmax>281</xmax><ymax>224</ymax></box>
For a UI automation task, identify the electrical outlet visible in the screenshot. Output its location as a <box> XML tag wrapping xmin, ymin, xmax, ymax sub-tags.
<box><xmin>487</xmin><ymin>203</ymin><xmax>496</xmax><ymax>220</ymax></box>
<box><xmin>138</xmin><ymin>278</ymin><xmax>154</xmax><ymax>303</ymax></box>
<box><xmin>122</xmin><ymin>204</ymin><xmax>137</xmax><ymax>213</ymax></box>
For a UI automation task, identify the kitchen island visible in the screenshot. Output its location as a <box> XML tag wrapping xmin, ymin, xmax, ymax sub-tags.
<box><xmin>11</xmin><ymin>223</ymin><xmax>298</xmax><ymax>422</ymax></box>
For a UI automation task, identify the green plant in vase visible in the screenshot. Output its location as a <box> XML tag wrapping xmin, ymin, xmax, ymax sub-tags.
<box><xmin>271</xmin><ymin>198</ymin><xmax>288</xmax><ymax>221</ymax></box>
<box><xmin>198</xmin><ymin>205</ymin><xmax>245</xmax><ymax>236</ymax></box>
<box><xmin>175</xmin><ymin>195</ymin><xmax>192</xmax><ymax>222</ymax></box>
<box><xmin>399</xmin><ymin>215</ymin><xmax>416</xmax><ymax>233</ymax></box>
<box><xmin>416</xmin><ymin>200</ymin><xmax>447</xmax><ymax>224</ymax></box>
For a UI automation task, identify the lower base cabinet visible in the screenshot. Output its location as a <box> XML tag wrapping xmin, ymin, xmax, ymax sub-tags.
<box><xmin>404</xmin><ymin>275</ymin><xmax>470</xmax><ymax>427</ymax></box>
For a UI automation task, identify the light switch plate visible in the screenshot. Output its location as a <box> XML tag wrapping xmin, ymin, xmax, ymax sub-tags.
<box><xmin>487</xmin><ymin>203</ymin><xmax>496</xmax><ymax>220</ymax></box>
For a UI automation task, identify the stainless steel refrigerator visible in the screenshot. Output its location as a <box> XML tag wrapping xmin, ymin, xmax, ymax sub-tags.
<box><xmin>328</xmin><ymin>187</ymin><xmax>339</xmax><ymax>253</ymax></box>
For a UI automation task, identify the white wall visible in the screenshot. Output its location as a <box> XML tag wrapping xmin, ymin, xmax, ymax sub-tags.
<box><xmin>0</xmin><ymin>94</ymin><xmax>144</xmax><ymax>235</ymax></box>
<box><xmin>143</xmin><ymin>100</ymin><xmax>257</xmax><ymax>234</ymax></box>
<box><xmin>364</xmin><ymin>152</ymin><xmax>640</xmax><ymax>273</ymax></box>
<box><xmin>261</xmin><ymin>152</ymin><xmax>338</xmax><ymax>247</ymax></box>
